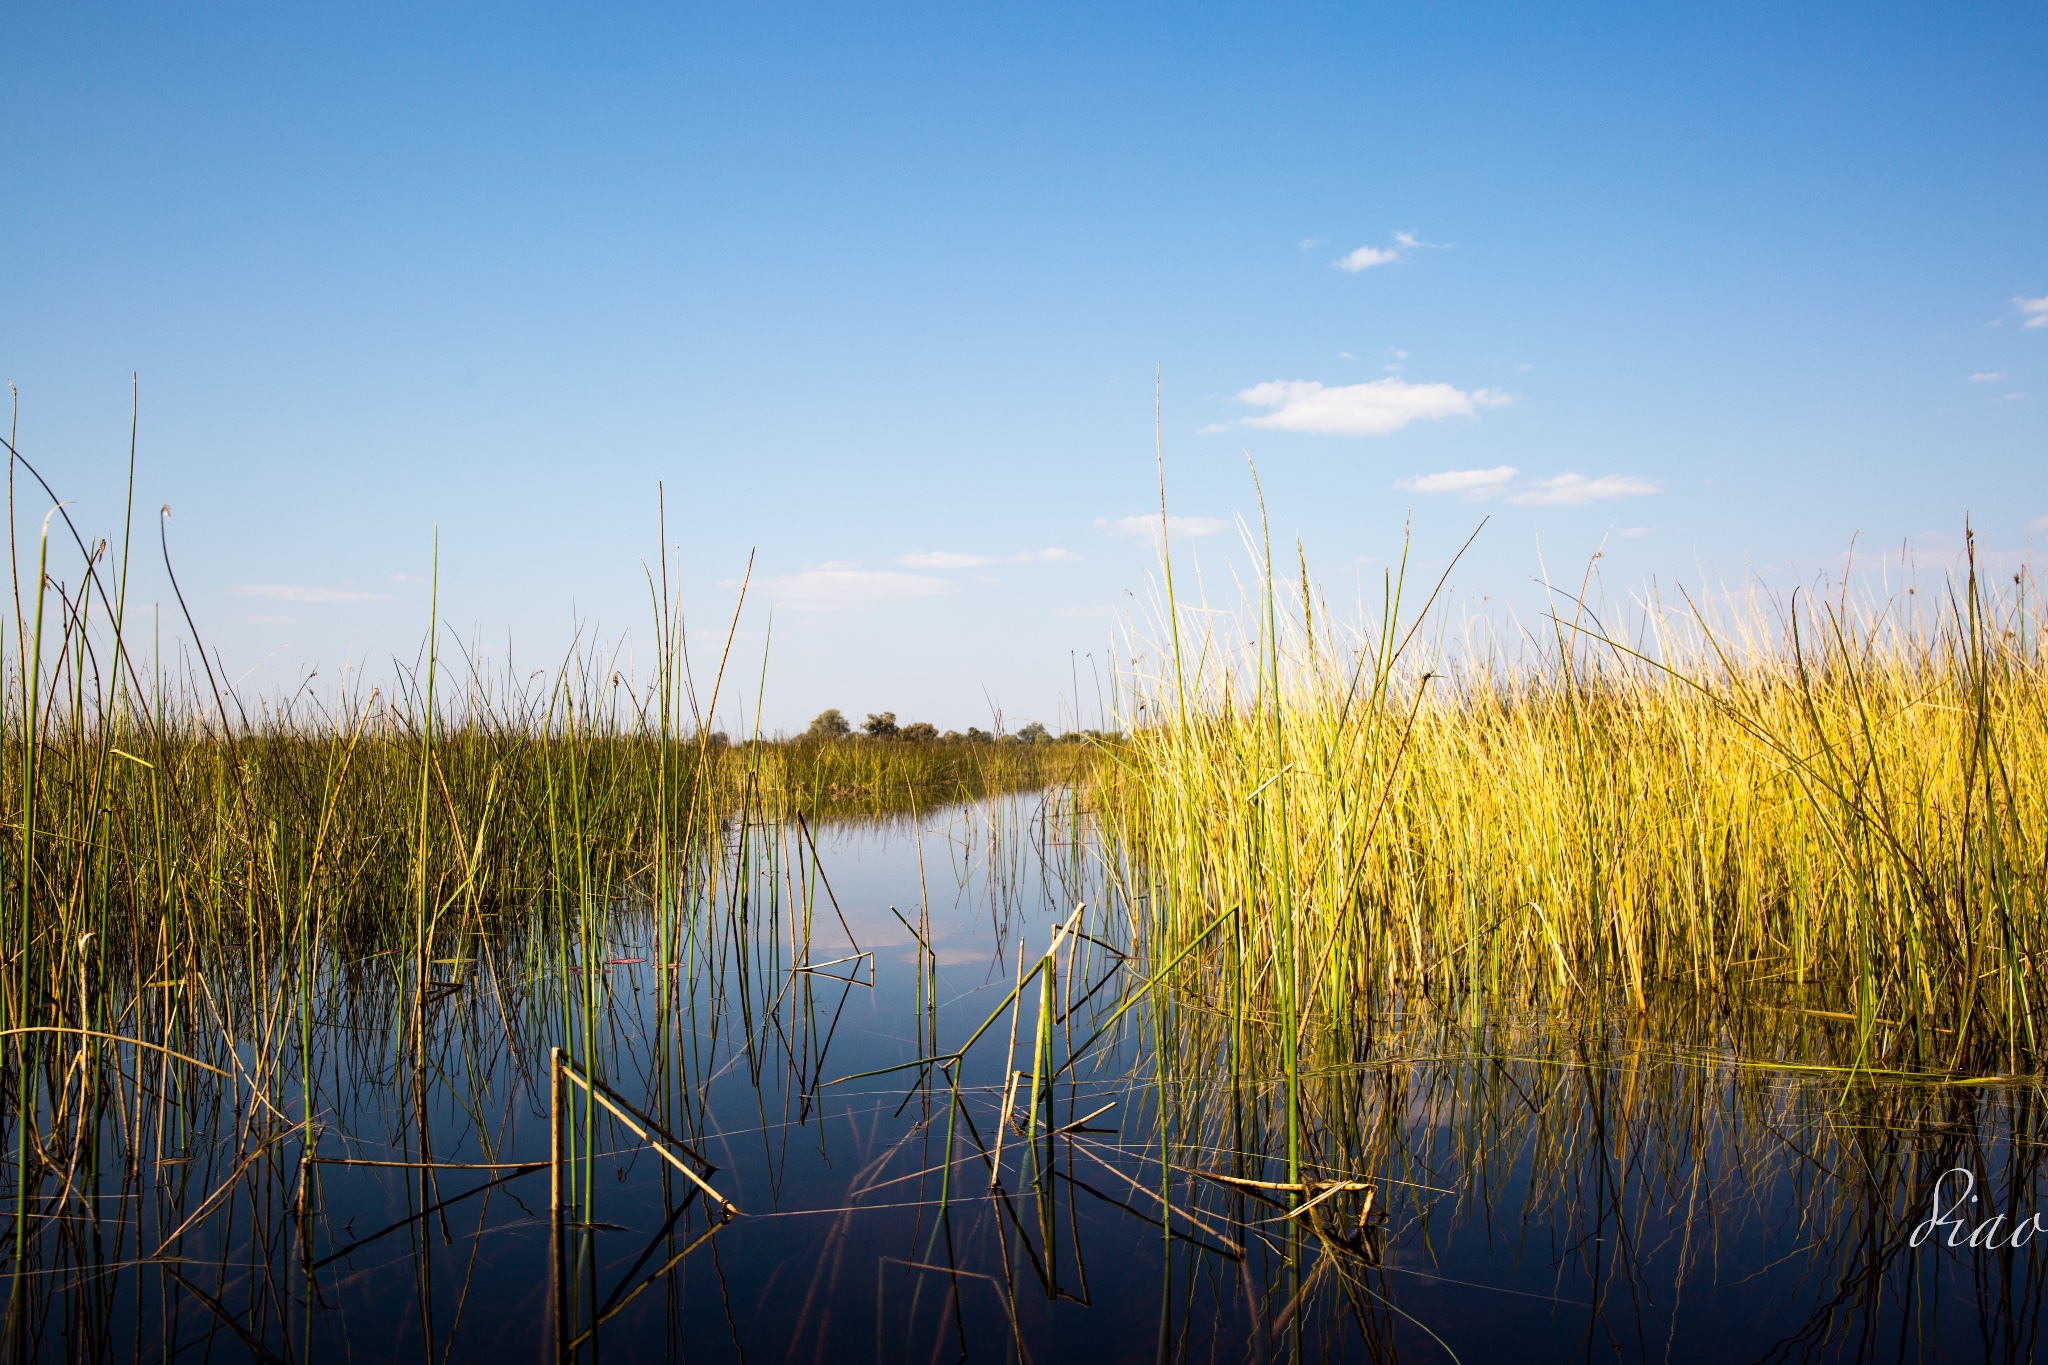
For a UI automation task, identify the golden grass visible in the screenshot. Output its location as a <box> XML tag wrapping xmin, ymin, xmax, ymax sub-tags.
<box><xmin>1094</xmin><ymin>529</ymin><xmax>2048</xmax><ymax>1078</ymax></box>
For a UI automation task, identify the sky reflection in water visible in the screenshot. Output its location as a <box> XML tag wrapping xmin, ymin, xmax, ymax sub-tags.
<box><xmin>10</xmin><ymin>794</ymin><xmax>2048</xmax><ymax>1363</ymax></box>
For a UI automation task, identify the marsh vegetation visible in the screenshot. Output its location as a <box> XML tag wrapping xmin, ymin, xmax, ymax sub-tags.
<box><xmin>2</xmin><ymin>440</ymin><xmax>2044</xmax><ymax>1362</ymax></box>
<box><xmin>1099</xmin><ymin>519</ymin><xmax>2048</xmax><ymax>1082</ymax></box>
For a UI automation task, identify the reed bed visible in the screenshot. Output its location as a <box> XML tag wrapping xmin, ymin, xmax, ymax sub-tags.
<box><xmin>0</xmin><ymin>440</ymin><xmax>1092</xmax><ymax>1343</ymax></box>
<box><xmin>1094</xmin><ymin>523</ymin><xmax>2048</xmax><ymax>1088</ymax></box>
<box><xmin>1</xmin><ymin>702</ymin><xmax>1086</xmax><ymax>945</ymax></box>
<box><xmin>7</xmin><ymin>416</ymin><xmax>2039</xmax><ymax>1354</ymax></box>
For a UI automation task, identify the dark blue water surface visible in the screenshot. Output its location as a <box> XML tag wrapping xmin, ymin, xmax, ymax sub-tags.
<box><xmin>6</xmin><ymin>794</ymin><xmax>2047</xmax><ymax>1362</ymax></box>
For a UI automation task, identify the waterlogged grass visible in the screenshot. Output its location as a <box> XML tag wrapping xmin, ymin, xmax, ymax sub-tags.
<box><xmin>1095</xmin><ymin>516</ymin><xmax>2048</xmax><ymax>1085</ymax></box>
<box><xmin>0</xmin><ymin>443</ymin><xmax>1099</xmax><ymax>1348</ymax></box>
<box><xmin>10</xmin><ymin>777</ymin><xmax>2039</xmax><ymax>1361</ymax></box>
<box><xmin>5</xmin><ymin>422</ymin><xmax>2045</xmax><ymax>1357</ymax></box>
<box><xmin>1069</xmin><ymin>511</ymin><xmax>2048</xmax><ymax>1361</ymax></box>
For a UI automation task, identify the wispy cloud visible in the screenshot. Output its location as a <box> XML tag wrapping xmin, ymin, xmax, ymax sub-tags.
<box><xmin>230</xmin><ymin>584</ymin><xmax>391</xmax><ymax>603</ymax></box>
<box><xmin>1616</xmin><ymin>526</ymin><xmax>1652</xmax><ymax>538</ymax></box>
<box><xmin>1297</xmin><ymin>236</ymin><xmax>1327</xmax><ymax>250</ymax></box>
<box><xmin>2001</xmin><ymin>391</ymin><xmax>2027</xmax><ymax>403</ymax></box>
<box><xmin>2029</xmin><ymin>515</ymin><xmax>2048</xmax><ymax>531</ymax></box>
<box><xmin>1056</xmin><ymin>604</ymin><xmax>1118</xmax><ymax>620</ymax></box>
<box><xmin>1095</xmin><ymin>515</ymin><xmax>1230</xmax><ymax>540</ymax></box>
<box><xmin>1332</xmin><ymin>231</ymin><xmax>1449</xmax><ymax>273</ymax></box>
<box><xmin>749</xmin><ymin>564</ymin><xmax>950</xmax><ymax>612</ymax></box>
<box><xmin>1216</xmin><ymin>378</ymin><xmax>1511</xmax><ymax>436</ymax></box>
<box><xmin>1508</xmin><ymin>474</ymin><xmax>1660</xmax><ymax>506</ymax></box>
<box><xmin>2017</xmin><ymin>295</ymin><xmax>2048</xmax><ymax>329</ymax></box>
<box><xmin>1970</xmin><ymin>371</ymin><xmax>2006</xmax><ymax>383</ymax></box>
<box><xmin>1334</xmin><ymin>245</ymin><xmax>1398</xmax><ymax>272</ymax></box>
<box><xmin>241</xmin><ymin>613</ymin><xmax>301</xmax><ymax>626</ymax></box>
<box><xmin>1394</xmin><ymin>466</ymin><xmax>1519</xmax><ymax>499</ymax></box>
<box><xmin>896</xmin><ymin>548</ymin><xmax>1082</xmax><ymax>568</ymax></box>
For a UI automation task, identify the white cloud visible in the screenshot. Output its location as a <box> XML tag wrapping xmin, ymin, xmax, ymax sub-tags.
<box><xmin>1508</xmin><ymin>473</ymin><xmax>1660</xmax><ymax>507</ymax></box>
<box><xmin>1219</xmin><ymin>378</ymin><xmax>1511</xmax><ymax>436</ymax></box>
<box><xmin>2017</xmin><ymin>295</ymin><xmax>2048</xmax><ymax>329</ymax></box>
<box><xmin>1616</xmin><ymin>526</ymin><xmax>1652</xmax><ymax>538</ymax></box>
<box><xmin>1056</xmin><ymin>604</ymin><xmax>1118</xmax><ymax>620</ymax></box>
<box><xmin>1334</xmin><ymin>245</ymin><xmax>1398</xmax><ymax>272</ymax></box>
<box><xmin>2029</xmin><ymin>515</ymin><xmax>2048</xmax><ymax>531</ymax></box>
<box><xmin>242</xmin><ymin>613</ymin><xmax>300</xmax><ymax>625</ymax></box>
<box><xmin>896</xmin><ymin>548</ymin><xmax>1081</xmax><ymax>568</ymax></box>
<box><xmin>750</xmin><ymin>564</ymin><xmax>950</xmax><ymax>612</ymax></box>
<box><xmin>1095</xmin><ymin>515</ymin><xmax>1229</xmax><ymax>540</ymax></box>
<box><xmin>1333</xmin><ymin>232</ymin><xmax>1450</xmax><ymax>273</ymax></box>
<box><xmin>230</xmin><ymin>584</ymin><xmax>391</xmax><ymax>603</ymax></box>
<box><xmin>1970</xmin><ymin>371</ymin><xmax>2006</xmax><ymax>383</ymax></box>
<box><xmin>1298</xmin><ymin>237</ymin><xmax>1327</xmax><ymax>250</ymax></box>
<box><xmin>1394</xmin><ymin>466</ymin><xmax>1519</xmax><ymax>499</ymax></box>
<box><xmin>2001</xmin><ymin>392</ymin><xmax>2027</xmax><ymax>403</ymax></box>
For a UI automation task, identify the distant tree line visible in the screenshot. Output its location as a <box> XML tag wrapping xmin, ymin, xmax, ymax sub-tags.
<box><xmin>798</xmin><ymin>708</ymin><xmax>1109</xmax><ymax>745</ymax></box>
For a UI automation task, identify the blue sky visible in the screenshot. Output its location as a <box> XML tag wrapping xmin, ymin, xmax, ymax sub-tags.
<box><xmin>4</xmin><ymin>4</ymin><xmax>2043</xmax><ymax>733</ymax></box>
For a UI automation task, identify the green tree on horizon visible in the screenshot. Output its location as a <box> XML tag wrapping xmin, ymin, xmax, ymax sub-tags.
<box><xmin>806</xmin><ymin>708</ymin><xmax>851</xmax><ymax>740</ymax></box>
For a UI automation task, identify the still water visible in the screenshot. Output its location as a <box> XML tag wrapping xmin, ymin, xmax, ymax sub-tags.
<box><xmin>7</xmin><ymin>794</ymin><xmax>2046</xmax><ymax>1361</ymax></box>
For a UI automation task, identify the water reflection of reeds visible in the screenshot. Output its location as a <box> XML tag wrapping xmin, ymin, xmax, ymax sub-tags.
<box><xmin>1135</xmin><ymin>987</ymin><xmax>2048</xmax><ymax>1360</ymax></box>
<box><xmin>6</xmin><ymin>791</ymin><xmax>2048</xmax><ymax>1360</ymax></box>
<box><xmin>2</xmin><ymin>428</ymin><xmax>2044</xmax><ymax>1355</ymax></box>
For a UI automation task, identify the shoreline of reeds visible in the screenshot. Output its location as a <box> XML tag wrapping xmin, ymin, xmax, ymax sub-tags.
<box><xmin>1093</xmin><ymin>516</ymin><xmax>2047</xmax><ymax>1088</ymax></box>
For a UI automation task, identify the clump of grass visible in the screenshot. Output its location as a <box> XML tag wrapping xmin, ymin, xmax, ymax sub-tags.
<box><xmin>1096</xmin><ymin>518</ymin><xmax>2047</xmax><ymax>1077</ymax></box>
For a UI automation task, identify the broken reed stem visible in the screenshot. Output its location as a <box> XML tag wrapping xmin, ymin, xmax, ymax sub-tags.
<box><xmin>558</xmin><ymin>1052</ymin><xmax>736</xmax><ymax>1218</ymax></box>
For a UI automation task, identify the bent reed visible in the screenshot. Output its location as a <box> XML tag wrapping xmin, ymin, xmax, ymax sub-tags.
<box><xmin>1095</xmin><ymin>521</ymin><xmax>2048</xmax><ymax>1082</ymax></box>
